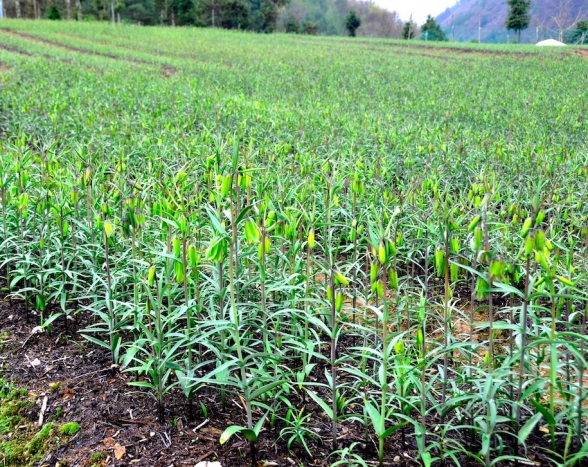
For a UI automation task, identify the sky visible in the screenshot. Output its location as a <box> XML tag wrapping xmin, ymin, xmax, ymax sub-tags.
<box><xmin>373</xmin><ymin>0</ymin><xmax>458</xmax><ymax>24</ymax></box>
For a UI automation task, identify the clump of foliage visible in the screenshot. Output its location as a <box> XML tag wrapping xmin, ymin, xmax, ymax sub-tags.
<box><xmin>345</xmin><ymin>9</ymin><xmax>361</xmax><ymax>37</ymax></box>
<box><xmin>45</xmin><ymin>4</ymin><xmax>62</xmax><ymax>20</ymax></box>
<box><xmin>402</xmin><ymin>20</ymin><xmax>417</xmax><ymax>39</ymax></box>
<box><xmin>421</xmin><ymin>15</ymin><xmax>448</xmax><ymax>41</ymax></box>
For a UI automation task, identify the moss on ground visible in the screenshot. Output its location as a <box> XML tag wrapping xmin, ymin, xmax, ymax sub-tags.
<box><xmin>0</xmin><ymin>378</ymin><xmax>80</xmax><ymax>466</ymax></box>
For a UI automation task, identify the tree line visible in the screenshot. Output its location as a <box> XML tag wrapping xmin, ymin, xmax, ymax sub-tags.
<box><xmin>1</xmin><ymin>0</ymin><xmax>410</xmax><ymax>37</ymax></box>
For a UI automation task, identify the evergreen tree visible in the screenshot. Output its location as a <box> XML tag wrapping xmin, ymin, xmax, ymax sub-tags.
<box><xmin>421</xmin><ymin>15</ymin><xmax>447</xmax><ymax>41</ymax></box>
<box><xmin>506</xmin><ymin>0</ymin><xmax>531</xmax><ymax>42</ymax></box>
<box><xmin>171</xmin><ymin>0</ymin><xmax>195</xmax><ymax>25</ymax></box>
<box><xmin>345</xmin><ymin>9</ymin><xmax>360</xmax><ymax>37</ymax></box>
<box><xmin>46</xmin><ymin>4</ymin><xmax>62</xmax><ymax>18</ymax></box>
<box><xmin>402</xmin><ymin>20</ymin><xmax>416</xmax><ymax>39</ymax></box>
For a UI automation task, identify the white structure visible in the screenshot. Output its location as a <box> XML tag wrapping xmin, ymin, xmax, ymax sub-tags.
<box><xmin>536</xmin><ymin>39</ymin><xmax>566</xmax><ymax>46</ymax></box>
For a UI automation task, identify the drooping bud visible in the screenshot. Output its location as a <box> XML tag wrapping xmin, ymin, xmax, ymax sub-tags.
<box><xmin>375</xmin><ymin>280</ymin><xmax>384</xmax><ymax>298</ymax></box>
<box><xmin>524</xmin><ymin>231</ymin><xmax>535</xmax><ymax>257</ymax></box>
<box><xmin>394</xmin><ymin>341</ymin><xmax>405</xmax><ymax>354</ymax></box>
<box><xmin>188</xmin><ymin>244</ymin><xmax>198</xmax><ymax>268</ymax></box>
<box><xmin>534</xmin><ymin>229</ymin><xmax>545</xmax><ymax>251</ymax></box>
<box><xmin>521</xmin><ymin>217</ymin><xmax>532</xmax><ymax>238</ymax></box>
<box><xmin>489</xmin><ymin>256</ymin><xmax>505</xmax><ymax>281</ymax></box>
<box><xmin>104</xmin><ymin>221</ymin><xmax>114</xmax><ymax>239</ymax></box>
<box><xmin>535</xmin><ymin>211</ymin><xmax>545</xmax><ymax>226</ymax></box>
<box><xmin>244</xmin><ymin>219</ymin><xmax>261</xmax><ymax>244</ymax></box>
<box><xmin>535</xmin><ymin>250</ymin><xmax>550</xmax><ymax>271</ymax></box>
<box><xmin>264</xmin><ymin>236</ymin><xmax>271</xmax><ymax>254</ymax></box>
<box><xmin>171</xmin><ymin>237</ymin><xmax>180</xmax><ymax>259</ymax></box>
<box><xmin>148</xmin><ymin>265</ymin><xmax>156</xmax><ymax>287</ymax></box>
<box><xmin>349</xmin><ymin>220</ymin><xmax>357</xmax><ymax>242</ymax></box>
<box><xmin>450</xmin><ymin>237</ymin><xmax>459</xmax><ymax>254</ymax></box>
<box><xmin>174</xmin><ymin>260</ymin><xmax>184</xmax><ymax>283</ymax></box>
<box><xmin>483</xmin><ymin>351</ymin><xmax>491</xmax><ymax>365</ymax></box>
<box><xmin>475</xmin><ymin>276</ymin><xmax>489</xmax><ymax>301</ymax></box>
<box><xmin>378</xmin><ymin>240</ymin><xmax>387</xmax><ymax>265</ymax></box>
<box><xmin>435</xmin><ymin>246</ymin><xmax>445</xmax><ymax>277</ymax></box>
<box><xmin>416</xmin><ymin>329</ymin><xmax>424</xmax><ymax>348</ymax></box>
<box><xmin>556</xmin><ymin>275</ymin><xmax>574</xmax><ymax>287</ymax></box>
<box><xmin>468</xmin><ymin>215</ymin><xmax>481</xmax><ymax>232</ymax></box>
<box><xmin>334</xmin><ymin>267</ymin><xmax>350</xmax><ymax>286</ymax></box>
<box><xmin>308</xmin><ymin>229</ymin><xmax>315</xmax><ymax>249</ymax></box>
<box><xmin>35</xmin><ymin>293</ymin><xmax>46</xmax><ymax>312</ymax></box>
<box><xmin>471</xmin><ymin>227</ymin><xmax>483</xmax><ymax>253</ymax></box>
<box><xmin>335</xmin><ymin>292</ymin><xmax>344</xmax><ymax>312</ymax></box>
<box><xmin>451</xmin><ymin>263</ymin><xmax>459</xmax><ymax>282</ymax></box>
<box><xmin>387</xmin><ymin>239</ymin><xmax>397</xmax><ymax>257</ymax></box>
<box><xmin>388</xmin><ymin>269</ymin><xmax>398</xmax><ymax>290</ymax></box>
<box><xmin>178</xmin><ymin>215</ymin><xmax>188</xmax><ymax>234</ymax></box>
<box><xmin>220</xmin><ymin>174</ymin><xmax>232</xmax><ymax>198</ymax></box>
<box><xmin>370</xmin><ymin>262</ymin><xmax>378</xmax><ymax>284</ymax></box>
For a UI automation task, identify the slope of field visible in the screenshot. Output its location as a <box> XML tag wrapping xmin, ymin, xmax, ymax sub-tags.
<box><xmin>0</xmin><ymin>21</ymin><xmax>588</xmax><ymax>467</ymax></box>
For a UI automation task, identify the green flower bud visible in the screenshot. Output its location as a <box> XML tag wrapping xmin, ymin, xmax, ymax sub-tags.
<box><xmin>435</xmin><ymin>246</ymin><xmax>445</xmax><ymax>277</ymax></box>
<box><xmin>173</xmin><ymin>237</ymin><xmax>181</xmax><ymax>259</ymax></box>
<box><xmin>370</xmin><ymin>262</ymin><xmax>378</xmax><ymax>284</ymax></box>
<box><xmin>468</xmin><ymin>215</ymin><xmax>481</xmax><ymax>232</ymax></box>
<box><xmin>378</xmin><ymin>240</ymin><xmax>387</xmax><ymax>264</ymax></box>
<box><xmin>335</xmin><ymin>292</ymin><xmax>344</xmax><ymax>312</ymax></box>
<box><xmin>174</xmin><ymin>260</ymin><xmax>184</xmax><ymax>283</ymax></box>
<box><xmin>148</xmin><ymin>265</ymin><xmax>156</xmax><ymax>287</ymax></box>
<box><xmin>244</xmin><ymin>219</ymin><xmax>261</xmax><ymax>244</ymax></box>
<box><xmin>534</xmin><ymin>229</ymin><xmax>545</xmax><ymax>251</ymax></box>
<box><xmin>524</xmin><ymin>232</ymin><xmax>535</xmax><ymax>257</ymax></box>
<box><xmin>308</xmin><ymin>229</ymin><xmax>315</xmax><ymax>249</ymax></box>
<box><xmin>188</xmin><ymin>244</ymin><xmax>198</xmax><ymax>268</ymax></box>
<box><xmin>388</xmin><ymin>269</ymin><xmax>398</xmax><ymax>290</ymax></box>
<box><xmin>521</xmin><ymin>217</ymin><xmax>532</xmax><ymax>238</ymax></box>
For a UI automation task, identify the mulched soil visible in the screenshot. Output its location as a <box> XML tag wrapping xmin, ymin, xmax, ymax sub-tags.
<box><xmin>0</xmin><ymin>291</ymin><xmax>568</xmax><ymax>467</ymax></box>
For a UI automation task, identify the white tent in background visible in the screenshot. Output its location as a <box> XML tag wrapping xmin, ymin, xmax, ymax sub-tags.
<box><xmin>536</xmin><ymin>39</ymin><xmax>566</xmax><ymax>46</ymax></box>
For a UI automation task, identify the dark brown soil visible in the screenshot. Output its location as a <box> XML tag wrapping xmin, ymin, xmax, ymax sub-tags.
<box><xmin>0</xmin><ymin>292</ymin><xmax>566</xmax><ymax>467</ymax></box>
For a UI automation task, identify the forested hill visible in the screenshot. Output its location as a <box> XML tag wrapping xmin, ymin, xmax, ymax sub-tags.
<box><xmin>1</xmin><ymin>0</ymin><xmax>404</xmax><ymax>37</ymax></box>
<box><xmin>437</xmin><ymin>0</ymin><xmax>587</xmax><ymax>43</ymax></box>
<box><xmin>281</xmin><ymin>0</ymin><xmax>403</xmax><ymax>37</ymax></box>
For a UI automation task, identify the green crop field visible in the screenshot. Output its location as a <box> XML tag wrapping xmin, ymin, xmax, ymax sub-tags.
<box><xmin>0</xmin><ymin>20</ymin><xmax>588</xmax><ymax>466</ymax></box>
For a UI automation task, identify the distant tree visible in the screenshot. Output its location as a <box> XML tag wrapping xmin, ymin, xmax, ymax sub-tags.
<box><xmin>220</xmin><ymin>0</ymin><xmax>250</xmax><ymax>28</ymax></box>
<box><xmin>125</xmin><ymin>0</ymin><xmax>156</xmax><ymax>24</ymax></box>
<box><xmin>46</xmin><ymin>4</ymin><xmax>62</xmax><ymax>18</ymax></box>
<box><xmin>402</xmin><ymin>20</ymin><xmax>416</xmax><ymax>39</ymax></box>
<box><xmin>421</xmin><ymin>15</ymin><xmax>447</xmax><ymax>41</ymax></box>
<box><xmin>284</xmin><ymin>14</ymin><xmax>300</xmax><ymax>32</ymax></box>
<box><xmin>301</xmin><ymin>20</ymin><xmax>319</xmax><ymax>35</ymax></box>
<box><xmin>506</xmin><ymin>0</ymin><xmax>531</xmax><ymax>42</ymax></box>
<box><xmin>171</xmin><ymin>0</ymin><xmax>195</xmax><ymax>25</ymax></box>
<box><xmin>345</xmin><ymin>9</ymin><xmax>360</xmax><ymax>37</ymax></box>
<box><xmin>249</xmin><ymin>0</ymin><xmax>289</xmax><ymax>32</ymax></box>
<box><xmin>568</xmin><ymin>18</ymin><xmax>588</xmax><ymax>43</ymax></box>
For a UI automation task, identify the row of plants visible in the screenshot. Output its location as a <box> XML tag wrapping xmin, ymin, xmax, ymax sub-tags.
<box><xmin>0</xmin><ymin>20</ymin><xmax>587</xmax><ymax>466</ymax></box>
